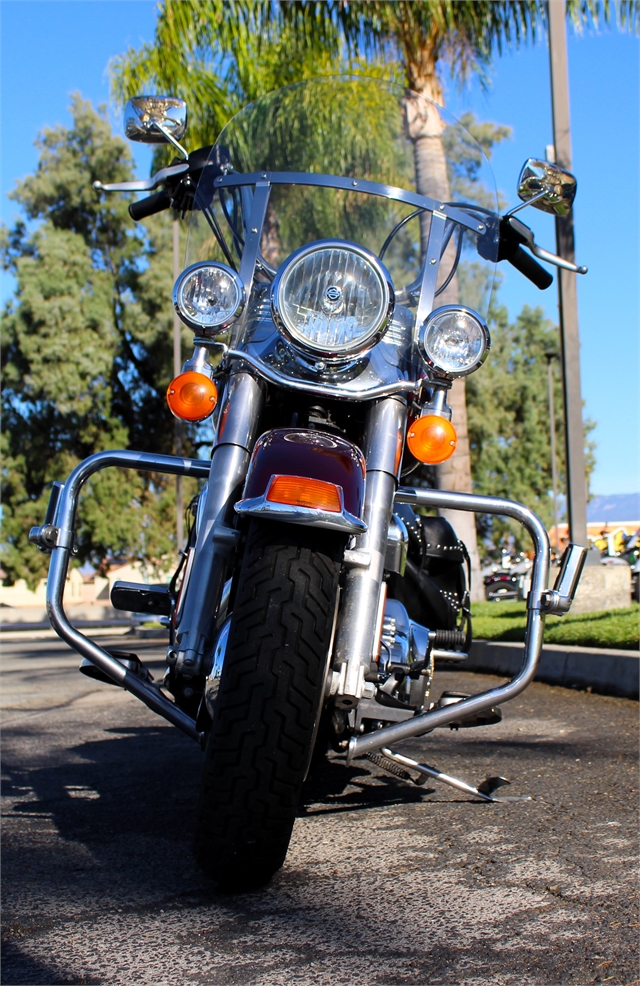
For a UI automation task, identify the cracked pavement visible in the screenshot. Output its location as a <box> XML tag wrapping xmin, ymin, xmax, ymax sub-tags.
<box><xmin>1</xmin><ymin>633</ymin><xmax>638</xmax><ymax>985</ymax></box>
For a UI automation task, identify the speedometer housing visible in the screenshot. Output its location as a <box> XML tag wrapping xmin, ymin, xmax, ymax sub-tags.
<box><xmin>271</xmin><ymin>240</ymin><xmax>394</xmax><ymax>362</ymax></box>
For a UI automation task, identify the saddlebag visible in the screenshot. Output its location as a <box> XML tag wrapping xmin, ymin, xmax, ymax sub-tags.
<box><xmin>388</xmin><ymin>505</ymin><xmax>471</xmax><ymax>640</ymax></box>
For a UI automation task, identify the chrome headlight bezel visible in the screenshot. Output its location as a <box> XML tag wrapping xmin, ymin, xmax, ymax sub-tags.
<box><xmin>173</xmin><ymin>261</ymin><xmax>245</xmax><ymax>333</ymax></box>
<box><xmin>271</xmin><ymin>239</ymin><xmax>395</xmax><ymax>362</ymax></box>
<box><xmin>418</xmin><ymin>305</ymin><xmax>490</xmax><ymax>379</ymax></box>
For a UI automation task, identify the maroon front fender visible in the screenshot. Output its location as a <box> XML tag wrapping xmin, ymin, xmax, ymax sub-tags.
<box><xmin>242</xmin><ymin>429</ymin><xmax>366</xmax><ymax>518</ymax></box>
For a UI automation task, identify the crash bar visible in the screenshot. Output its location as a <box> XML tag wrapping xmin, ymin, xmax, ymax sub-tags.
<box><xmin>347</xmin><ymin>486</ymin><xmax>550</xmax><ymax>761</ymax></box>
<box><xmin>45</xmin><ymin>450</ymin><xmax>211</xmax><ymax>743</ymax></box>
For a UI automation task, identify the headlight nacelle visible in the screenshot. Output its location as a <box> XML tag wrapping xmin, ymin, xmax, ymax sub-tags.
<box><xmin>418</xmin><ymin>305</ymin><xmax>490</xmax><ymax>378</ymax></box>
<box><xmin>271</xmin><ymin>240</ymin><xmax>394</xmax><ymax>361</ymax></box>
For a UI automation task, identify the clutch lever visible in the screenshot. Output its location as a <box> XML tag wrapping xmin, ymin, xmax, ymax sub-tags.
<box><xmin>507</xmin><ymin>216</ymin><xmax>587</xmax><ymax>275</ymax></box>
<box><xmin>93</xmin><ymin>161</ymin><xmax>189</xmax><ymax>194</ymax></box>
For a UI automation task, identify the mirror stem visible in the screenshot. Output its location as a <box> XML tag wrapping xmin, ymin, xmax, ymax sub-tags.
<box><xmin>504</xmin><ymin>190</ymin><xmax>547</xmax><ymax>218</ymax></box>
<box><xmin>151</xmin><ymin>122</ymin><xmax>189</xmax><ymax>161</ymax></box>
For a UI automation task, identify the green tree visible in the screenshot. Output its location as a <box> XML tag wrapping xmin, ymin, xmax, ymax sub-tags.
<box><xmin>467</xmin><ymin>302</ymin><xmax>595</xmax><ymax>552</ymax></box>
<box><xmin>1</xmin><ymin>96</ymin><xmax>197</xmax><ymax>588</ymax></box>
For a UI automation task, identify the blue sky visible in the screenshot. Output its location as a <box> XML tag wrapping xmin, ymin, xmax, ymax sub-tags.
<box><xmin>1</xmin><ymin>1</ymin><xmax>638</xmax><ymax>496</ymax></box>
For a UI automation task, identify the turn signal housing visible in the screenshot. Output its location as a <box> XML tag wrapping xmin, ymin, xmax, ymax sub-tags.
<box><xmin>266</xmin><ymin>475</ymin><xmax>343</xmax><ymax>512</ymax></box>
<box><xmin>406</xmin><ymin>414</ymin><xmax>457</xmax><ymax>464</ymax></box>
<box><xmin>166</xmin><ymin>371</ymin><xmax>218</xmax><ymax>422</ymax></box>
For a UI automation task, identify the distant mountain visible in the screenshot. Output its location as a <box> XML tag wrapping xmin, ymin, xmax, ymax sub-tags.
<box><xmin>587</xmin><ymin>493</ymin><xmax>640</xmax><ymax>523</ymax></box>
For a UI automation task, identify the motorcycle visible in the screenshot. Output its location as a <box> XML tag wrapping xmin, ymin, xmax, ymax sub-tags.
<box><xmin>30</xmin><ymin>78</ymin><xmax>588</xmax><ymax>890</ymax></box>
<box><xmin>483</xmin><ymin>550</ymin><xmax>533</xmax><ymax>602</ymax></box>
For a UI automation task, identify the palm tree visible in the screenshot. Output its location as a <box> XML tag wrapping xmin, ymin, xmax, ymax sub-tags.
<box><xmin>279</xmin><ymin>0</ymin><xmax>638</xmax><ymax>594</ymax></box>
<box><xmin>110</xmin><ymin>0</ymin><xmax>344</xmax><ymax>155</ymax></box>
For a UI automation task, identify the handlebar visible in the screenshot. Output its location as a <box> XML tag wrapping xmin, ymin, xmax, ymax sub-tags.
<box><xmin>507</xmin><ymin>245</ymin><xmax>553</xmax><ymax>290</ymax></box>
<box><xmin>129</xmin><ymin>189</ymin><xmax>172</xmax><ymax>222</ymax></box>
<box><xmin>487</xmin><ymin>216</ymin><xmax>554</xmax><ymax>291</ymax></box>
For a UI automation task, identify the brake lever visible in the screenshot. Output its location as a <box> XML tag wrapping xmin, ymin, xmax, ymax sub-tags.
<box><xmin>93</xmin><ymin>161</ymin><xmax>189</xmax><ymax>194</ymax></box>
<box><xmin>507</xmin><ymin>216</ymin><xmax>587</xmax><ymax>275</ymax></box>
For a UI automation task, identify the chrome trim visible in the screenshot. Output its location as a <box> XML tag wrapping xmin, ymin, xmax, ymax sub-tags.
<box><xmin>214</xmin><ymin>172</ymin><xmax>489</xmax><ymax>236</ymax></box>
<box><xmin>418</xmin><ymin>305</ymin><xmax>491</xmax><ymax>379</ymax></box>
<box><xmin>43</xmin><ymin>450</ymin><xmax>210</xmax><ymax>743</ymax></box>
<box><xmin>235</xmin><ymin>492</ymin><xmax>367</xmax><ymax>534</ymax></box>
<box><xmin>223</xmin><ymin>349</ymin><xmax>421</xmax><ymax>400</ymax></box>
<box><xmin>173</xmin><ymin>262</ymin><xmax>245</xmax><ymax>332</ymax></box>
<box><xmin>270</xmin><ymin>239</ymin><xmax>395</xmax><ymax>363</ymax></box>
<box><xmin>347</xmin><ymin>485</ymin><xmax>550</xmax><ymax>761</ymax></box>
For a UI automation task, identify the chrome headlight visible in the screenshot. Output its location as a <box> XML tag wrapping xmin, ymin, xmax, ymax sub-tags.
<box><xmin>418</xmin><ymin>306</ymin><xmax>490</xmax><ymax>378</ymax></box>
<box><xmin>271</xmin><ymin>240</ymin><xmax>394</xmax><ymax>360</ymax></box>
<box><xmin>173</xmin><ymin>262</ymin><xmax>244</xmax><ymax>332</ymax></box>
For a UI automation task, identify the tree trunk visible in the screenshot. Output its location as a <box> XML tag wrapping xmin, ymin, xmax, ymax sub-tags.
<box><xmin>404</xmin><ymin>87</ymin><xmax>484</xmax><ymax>601</ymax></box>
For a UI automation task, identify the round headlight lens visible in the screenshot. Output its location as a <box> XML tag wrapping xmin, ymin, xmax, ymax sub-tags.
<box><xmin>173</xmin><ymin>262</ymin><xmax>244</xmax><ymax>331</ymax></box>
<box><xmin>272</xmin><ymin>241</ymin><xmax>393</xmax><ymax>358</ymax></box>
<box><xmin>419</xmin><ymin>306</ymin><xmax>490</xmax><ymax>377</ymax></box>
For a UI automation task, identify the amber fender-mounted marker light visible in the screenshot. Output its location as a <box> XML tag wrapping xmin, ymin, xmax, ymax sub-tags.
<box><xmin>166</xmin><ymin>371</ymin><xmax>218</xmax><ymax>422</ymax></box>
<box><xmin>266</xmin><ymin>475</ymin><xmax>343</xmax><ymax>513</ymax></box>
<box><xmin>406</xmin><ymin>414</ymin><xmax>457</xmax><ymax>465</ymax></box>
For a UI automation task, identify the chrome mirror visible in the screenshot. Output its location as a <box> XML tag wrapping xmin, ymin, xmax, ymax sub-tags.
<box><xmin>124</xmin><ymin>96</ymin><xmax>188</xmax><ymax>153</ymax></box>
<box><xmin>517</xmin><ymin>158</ymin><xmax>577</xmax><ymax>217</ymax></box>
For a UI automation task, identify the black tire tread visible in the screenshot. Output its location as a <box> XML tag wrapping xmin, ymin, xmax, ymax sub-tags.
<box><xmin>194</xmin><ymin>521</ymin><xmax>342</xmax><ymax>888</ymax></box>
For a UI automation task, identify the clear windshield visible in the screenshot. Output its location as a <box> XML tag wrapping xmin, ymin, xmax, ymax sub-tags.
<box><xmin>185</xmin><ymin>76</ymin><xmax>498</xmax><ymax>354</ymax></box>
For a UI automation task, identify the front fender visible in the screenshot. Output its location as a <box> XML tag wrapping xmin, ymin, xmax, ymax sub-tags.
<box><xmin>234</xmin><ymin>428</ymin><xmax>367</xmax><ymax>534</ymax></box>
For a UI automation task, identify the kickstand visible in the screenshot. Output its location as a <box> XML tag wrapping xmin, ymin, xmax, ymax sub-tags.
<box><xmin>372</xmin><ymin>748</ymin><xmax>530</xmax><ymax>803</ymax></box>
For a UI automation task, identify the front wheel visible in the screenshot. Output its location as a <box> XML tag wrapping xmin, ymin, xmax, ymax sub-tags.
<box><xmin>194</xmin><ymin>520</ymin><xmax>343</xmax><ymax>889</ymax></box>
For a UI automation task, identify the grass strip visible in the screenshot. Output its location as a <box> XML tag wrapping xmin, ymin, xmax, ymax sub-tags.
<box><xmin>472</xmin><ymin>601</ymin><xmax>639</xmax><ymax>651</ymax></box>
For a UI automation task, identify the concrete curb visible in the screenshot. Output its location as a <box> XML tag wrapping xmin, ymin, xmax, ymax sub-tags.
<box><xmin>464</xmin><ymin>640</ymin><xmax>639</xmax><ymax>700</ymax></box>
<box><xmin>0</xmin><ymin>619</ymin><xmax>133</xmax><ymax>633</ymax></box>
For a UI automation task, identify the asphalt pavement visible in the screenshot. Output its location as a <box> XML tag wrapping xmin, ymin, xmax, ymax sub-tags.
<box><xmin>1</xmin><ymin>633</ymin><xmax>638</xmax><ymax>986</ymax></box>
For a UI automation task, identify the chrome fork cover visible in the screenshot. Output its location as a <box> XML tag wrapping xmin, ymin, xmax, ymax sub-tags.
<box><xmin>204</xmin><ymin>615</ymin><xmax>231</xmax><ymax>720</ymax></box>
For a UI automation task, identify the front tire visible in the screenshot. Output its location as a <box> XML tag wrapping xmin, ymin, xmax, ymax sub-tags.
<box><xmin>194</xmin><ymin>520</ymin><xmax>343</xmax><ymax>889</ymax></box>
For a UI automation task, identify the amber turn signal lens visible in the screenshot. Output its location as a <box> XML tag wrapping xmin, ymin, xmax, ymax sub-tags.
<box><xmin>266</xmin><ymin>475</ymin><xmax>343</xmax><ymax>512</ymax></box>
<box><xmin>166</xmin><ymin>371</ymin><xmax>218</xmax><ymax>422</ymax></box>
<box><xmin>406</xmin><ymin>414</ymin><xmax>457</xmax><ymax>464</ymax></box>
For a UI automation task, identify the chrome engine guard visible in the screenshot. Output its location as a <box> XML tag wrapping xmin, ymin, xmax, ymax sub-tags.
<box><xmin>38</xmin><ymin>450</ymin><xmax>210</xmax><ymax>743</ymax></box>
<box><xmin>38</xmin><ymin>451</ymin><xmax>583</xmax><ymax>754</ymax></box>
<box><xmin>346</xmin><ymin>486</ymin><xmax>583</xmax><ymax>762</ymax></box>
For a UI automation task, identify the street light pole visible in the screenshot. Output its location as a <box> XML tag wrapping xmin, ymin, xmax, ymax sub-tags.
<box><xmin>173</xmin><ymin>217</ymin><xmax>184</xmax><ymax>553</ymax></box>
<box><xmin>546</xmin><ymin>352</ymin><xmax>560</xmax><ymax>552</ymax></box>
<box><xmin>548</xmin><ymin>0</ymin><xmax>588</xmax><ymax>549</ymax></box>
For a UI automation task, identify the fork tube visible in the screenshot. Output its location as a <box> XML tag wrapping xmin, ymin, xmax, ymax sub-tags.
<box><xmin>173</xmin><ymin>371</ymin><xmax>264</xmax><ymax>676</ymax></box>
<box><xmin>333</xmin><ymin>397</ymin><xmax>407</xmax><ymax>708</ymax></box>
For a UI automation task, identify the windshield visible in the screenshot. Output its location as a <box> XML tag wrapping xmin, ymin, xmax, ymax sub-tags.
<box><xmin>184</xmin><ymin>76</ymin><xmax>498</xmax><ymax>359</ymax></box>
